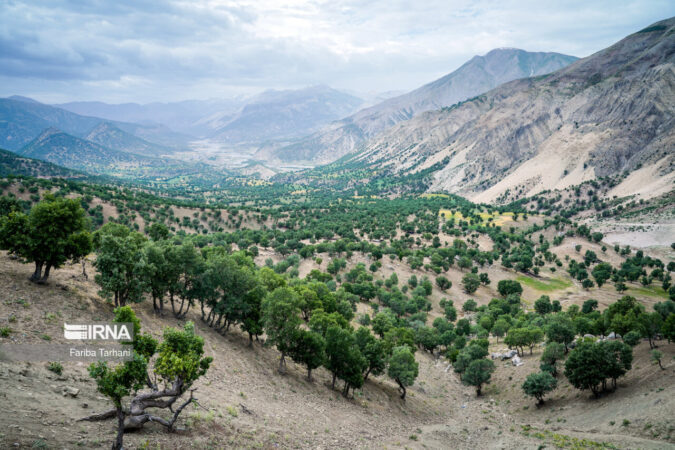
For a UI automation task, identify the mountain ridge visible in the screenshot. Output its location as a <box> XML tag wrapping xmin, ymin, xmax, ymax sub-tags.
<box><xmin>346</xmin><ymin>17</ymin><xmax>675</xmax><ymax>203</ymax></box>
<box><xmin>268</xmin><ymin>48</ymin><xmax>578</xmax><ymax>164</ymax></box>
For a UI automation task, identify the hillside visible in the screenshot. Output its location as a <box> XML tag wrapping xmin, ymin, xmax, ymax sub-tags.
<box><xmin>0</xmin><ymin>148</ymin><xmax>83</xmax><ymax>178</ymax></box>
<box><xmin>345</xmin><ymin>18</ymin><xmax>675</xmax><ymax>203</ymax></box>
<box><xmin>84</xmin><ymin>122</ymin><xmax>175</xmax><ymax>157</ymax></box>
<box><xmin>0</xmin><ymin>174</ymin><xmax>673</xmax><ymax>449</ymax></box>
<box><xmin>18</xmin><ymin>128</ymin><xmax>225</xmax><ymax>183</ymax></box>
<box><xmin>269</xmin><ymin>49</ymin><xmax>577</xmax><ymax>164</ymax></box>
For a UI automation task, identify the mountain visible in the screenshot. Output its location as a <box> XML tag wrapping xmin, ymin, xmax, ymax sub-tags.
<box><xmin>0</xmin><ymin>97</ymin><xmax>189</xmax><ymax>152</ymax></box>
<box><xmin>0</xmin><ymin>147</ymin><xmax>83</xmax><ymax>178</ymax></box>
<box><xmin>345</xmin><ymin>18</ymin><xmax>675</xmax><ymax>203</ymax></box>
<box><xmin>206</xmin><ymin>85</ymin><xmax>364</xmax><ymax>144</ymax></box>
<box><xmin>19</xmin><ymin>128</ymin><xmax>155</xmax><ymax>171</ymax></box>
<box><xmin>84</xmin><ymin>122</ymin><xmax>174</xmax><ymax>157</ymax></box>
<box><xmin>270</xmin><ymin>49</ymin><xmax>578</xmax><ymax>164</ymax></box>
<box><xmin>56</xmin><ymin>98</ymin><xmax>244</xmax><ymax>137</ymax></box>
<box><xmin>17</xmin><ymin>128</ymin><xmax>220</xmax><ymax>181</ymax></box>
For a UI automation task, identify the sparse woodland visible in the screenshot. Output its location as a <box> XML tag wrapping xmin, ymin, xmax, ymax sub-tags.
<box><xmin>1</xmin><ymin>172</ymin><xmax>673</xmax><ymax>448</ymax></box>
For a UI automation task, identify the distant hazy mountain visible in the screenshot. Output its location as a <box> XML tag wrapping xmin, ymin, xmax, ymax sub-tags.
<box><xmin>0</xmin><ymin>98</ymin><xmax>104</xmax><ymax>151</ymax></box>
<box><xmin>206</xmin><ymin>85</ymin><xmax>364</xmax><ymax>144</ymax></box>
<box><xmin>57</xmin><ymin>98</ymin><xmax>244</xmax><ymax>137</ymax></box>
<box><xmin>346</xmin><ymin>18</ymin><xmax>675</xmax><ymax>203</ymax></box>
<box><xmin>0</xmin><ymin>97</ymin><xmax>190</xmax><ymax>152</ymax></box>
<box><xmin>271</xmin><ymin>49</ymin><xmax>578</xmax><ymax>164</ymax></box>
<box><xmin>0</xmin><ymin>147</ymin><xmax>82</xmax><ymax>178</ymax></box>
<box><xmin>20</xmin><ymin>128</ymin><xmax>154</xmax><ymax>170</ymax></box>
<box><xmin>17</xmin><ymin>127</ymin><xmax>220</xmax><ymax>181</ymax></box>
<box><xmin>85</xmin><ymin>122</ymin><xmax>174</xmax><ymax>157</ymax></box>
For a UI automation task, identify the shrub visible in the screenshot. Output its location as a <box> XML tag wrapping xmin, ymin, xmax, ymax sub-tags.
<box><xmin>46</xmin><ymin>361</ymin><xmax>63</xmax><ymax>376</ymax></box>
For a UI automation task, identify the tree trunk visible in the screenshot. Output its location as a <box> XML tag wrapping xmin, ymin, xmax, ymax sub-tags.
<box><xmin>307</xmin><ymin>368</ymin><xmax>312</xmax><ymax>381</ymax></box>
<box><xmin>331</xmin><ymin>373</ymin><xmax>337</xmax><ymax>390</ymax></box>
<box><xmin>658</xmin><ymin>360</ymin><xmax>664</xmax><ymax>370</ymax></box>
<box><xmin>363</xmin><ymin>367</ymin><xmax>372</xmax><ymax>381</ymax></box>
<box><xmin>476</xmin><ymin>385</ymin><xmax>482</xmax><ymax>396</ymax></box>
<box><xmin>114</xmin><ymin>405</ymin><xmax>124</xmax><ymax>450</ymax></box>
<box><xmin>278</xmin><ymin>353</ymin><xmax>286</xmax><ymax>374</ymax></box>
<box><xmin>397</xmin><ymin>379</ymin><xmax>407</xmax><ymax>400</ymax></box>
<box><xmin>30</xmin><ymin>261</ymin><xmax>43</xmax><ymax>282</ymax></box>
<box><xmin>38</xmin><ymin>264</ymin><xmax>52</xmax><ymax>284</ymax></box>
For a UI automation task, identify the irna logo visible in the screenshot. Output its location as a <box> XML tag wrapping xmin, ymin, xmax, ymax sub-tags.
<box><xmin>64</xmin><ymin>323</ymin><xmax>133</xmax><ymax>341</ymax></box>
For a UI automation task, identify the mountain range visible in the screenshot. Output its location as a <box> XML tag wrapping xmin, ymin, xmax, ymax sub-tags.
<box><xmin>342</xmin><ymin>17</ymin><xmax>675</xmax><ymax>202</ymax></box>
<box><xmin>267</xmin><ymin>49</ymin><xmax>578</xmax><ymax>164</ymax></box>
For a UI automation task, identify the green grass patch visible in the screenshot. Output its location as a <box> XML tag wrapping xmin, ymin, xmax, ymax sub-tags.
<box><xmin>628</xmin><ymin>285</ymin><xmax>668</xmax><ymax>299</ymax></box>
<box><xmin>517</xmin><ymin>276</ymin><xmax>572</xmax><ymax>292</ymax></box>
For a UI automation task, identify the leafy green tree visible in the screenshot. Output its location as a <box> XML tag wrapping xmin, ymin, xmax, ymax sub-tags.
<box><xmin>454</xmin><ymin>343</ymin><xmax>488</xmax><ymax>378</ymax></box>
<box><xmin>262</xmin><ymin>287</ymin><xmax>302</xmax><ymax>373</ymax></box>
<box><xmin>325</xmin><ymin>326</ymin><xmax>367</xmax><ymax>396</ymax></box>
<box><xmin>143</xmin><ymin>240</ymin><xmax>174</xmax><ymax>314</ymax></box>
<box><xmin>462</xmin><ymin>273</ymin><xmax>480</xmax><ymax>294</ymax></box>
<box><xmin>415</xmin><ymin>326</ymin><xmax>440</xmax><ymax>353</ymax></box>
<box><xmin>505</xmin><ymin>327</ymin><xmax>543</xmax><ymax>356</ymax></box>
<box><xmin>497</xmin><ymin>280</ymin><xmax>523</xmax><ymax>297</ymax></box>
<box><xmin>355</xmin><ymin>327</ymin><xmax>387</xmax><ymax>380</ymax></box>
<box><xmin>534</xmin><ymin>295</ymin><xmax>552</xmax><ymax>315</ymax></box>
<box><xmin>289</xmin><ymin>329</ymin><xmax>326</xmax><ymax>381</ymax></box>
<box><xmin>0</xmin><ymin>195</ymin><xmax>91</xmax><ymax>283</ymax></box>
<box><xmin>564</xmin><ymin>341</ymin><xmax>605</xmax><ymax>397</ymax></box>
<box><xmin>638</xmin><ymin>312</ymin><xmax>663</xmax><ymax>349</ymax></box>
<box><xmin>540</xmin><ymin>342</ymin><xmax>565</xmax><ymax>376</ymax></box>
<box><xmin>663</xmin><ymin>313</ymin><xmax>675</xmax><ymax>342</ymax></box>
<box><xmin>591</xmin><ymin>263</ymin><xmax>612</xmax><ymax>287</ymax></box>
<box><xmin>146</xmin><ymin>222</ymin><xmax>170</xmax><ymax>241</ymax></box>
<box><xmin>463</xmin><ymin>298</ymin><xmax>478</xmax><ymax>312</ymax></box>
<box><xmin>622</xmin><ymin>330</ymin><xmax>641</xmax><ymax>346</ymax></box>
<box><xmin>491</xmin><ymin>318</ymin><xmax>509</xmax><ymax>342</ymax></box>
<box><xmin>462</xmin><ymin>359</ymin><xmax>494</xmax><ymax>396</ymax></box>
<box><xmin>387</xmin><ymin>346</ymin><xmax>419</xmax><ymax>400</ymax></box>
<box><xmin>522</xmin><ymin>371</ymin><xmax>557</xmax><ymax>404</ymax></box>
<box><xmin>372</xmin><ymin>310</ymin><xmax>396</xmax><ymax>337</ymax></box>
<box><xmin>545</xmin><ymin>314</ymin><xmax>576</xmax><ymax>352</ymax></box>
<box><xmin>436</xmin><ymin>275</ymin><xmax>451</xmax><ymax>291</ymax></box>
<box><xmin>582</xmin><ymin>299</ymin><xmax>599</xmax><ymax>314</ymax></box>
<box><xmin>601</xmin><ymin>340</ymin><xmax>632</xmax><ymax>390</ymax></box>
<box><xmin>651</xmin><ymin>349</ymin><xmax>664</xmax><ymax>370</ymax></box>
<box><xmin>0</xmin><ymin>195</ymin><xmax>22</xmax><ymax>216</ymax></box>
<box><xmin>94</xmin><ymin>224</ymin><xmax>148</xmax><ymax>307</ymax></box>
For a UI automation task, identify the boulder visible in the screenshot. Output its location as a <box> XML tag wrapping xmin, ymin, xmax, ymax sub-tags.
<box><xmin>62</xmin><ymin>386</ymin><xmax>79</xmax><ymax>398</ymax></box>
<box><xmin>511</xmin><ymin>355</ymin><xmax>523</xmax><ymax>367</ymax></box>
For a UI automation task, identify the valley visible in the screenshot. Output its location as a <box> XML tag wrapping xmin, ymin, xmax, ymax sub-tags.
<box><xmin>0</xmin><ymin>8</ymin><xmax>673</xmax><ymax>450</ymax></box>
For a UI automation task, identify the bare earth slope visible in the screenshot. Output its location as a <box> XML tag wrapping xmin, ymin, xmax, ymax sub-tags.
<box><xmin>351</xmin><ymin>18</ymin><xmax>675</xmax><ymax>203</ymax></box>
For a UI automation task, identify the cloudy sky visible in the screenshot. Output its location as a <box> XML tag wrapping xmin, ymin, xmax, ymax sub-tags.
<box><xmin>1</xmin><ymin>0</ymin><xmax>672</xmax><ymax>103</ymax></box>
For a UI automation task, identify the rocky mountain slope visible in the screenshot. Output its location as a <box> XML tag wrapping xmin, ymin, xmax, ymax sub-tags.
<box><xmin>269</xmin><ymin>49</ymin><xmax>577</xmax><ymax>164</ymax></box>
<box><xmin>349</xmin><ymin>18</ymin><xmax>675</xmax><ymax>203</ymax></box>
